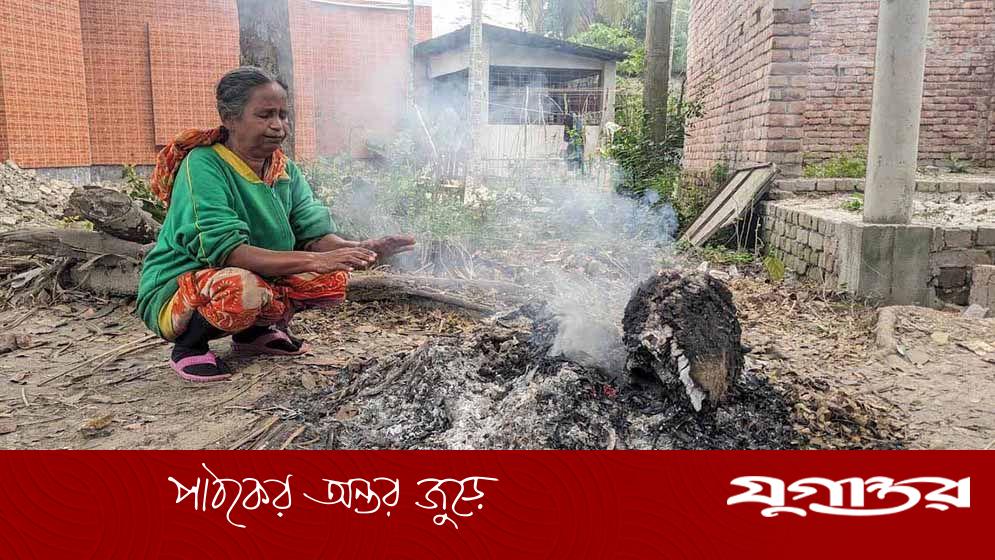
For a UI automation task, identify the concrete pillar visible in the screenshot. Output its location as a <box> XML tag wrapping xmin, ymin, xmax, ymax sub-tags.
<box><xmin>467</xmin><ymin>0</ymin><xmax>486</xmax><ymax>175</ymax></box>
<box><xmin>601</xmin><ymin>61</ymin><xmax>617</xmax><ymax>127</ymax></box>
<box><xmin>863</xmin><ymin>0</ymin><xmax>930</xmax><ymax>225</ymax></box>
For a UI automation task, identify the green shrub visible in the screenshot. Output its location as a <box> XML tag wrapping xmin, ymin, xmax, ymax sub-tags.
<box><xmin>763</xmin><ymin>253</ymin><xmax>786</xmax><ymax>283</ymax></box>
<box><xmin>946</xmin><ymin>155</ymin><xmax>970</xmax><ymax>174</ymax></box>
<box><xmin>123</xmin><ymin>164</ymin><xmax>166</xmax><ymax>223</ymax></box>
<box><xmin>841</xmin><ymin>193</ymin><xmax>864</xmax><ymax>212</ymax></box>
<box><xmin>803</xmin><ymin>149</ymin><xmax>867</xmax><ymax>178</ymax></box>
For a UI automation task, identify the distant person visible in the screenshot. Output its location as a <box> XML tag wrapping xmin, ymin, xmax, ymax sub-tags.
<box><xmin>137</xmin><ymin>66</ymin><xmax>415</xmax><ymax>382</ymax></box>
<box><xmin>563</xmin><ymin>113</ymin><xmax>585</xmax><ymax>175</ymax></box>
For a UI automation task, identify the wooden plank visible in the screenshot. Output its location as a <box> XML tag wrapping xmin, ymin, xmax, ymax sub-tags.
<box><xmin>681</xmin><ymin>164</ymin><xmax>777</xmax><ymax>247</ymax></box>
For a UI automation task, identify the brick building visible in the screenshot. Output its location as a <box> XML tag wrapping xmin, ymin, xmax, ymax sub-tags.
<box><xmin>0</xmin><ymin>0</ymin><xmax>431</xmax><ymax>182</ymax></box>
<box><xmin>683</xmin><ymin>0</ymin><xmax>995</xmax><ymax>177</ymax></box>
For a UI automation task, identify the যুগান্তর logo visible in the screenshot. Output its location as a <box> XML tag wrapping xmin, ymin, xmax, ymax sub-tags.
<box><xmin>726</xmin><ymin>476</ymin><xmax>970</xmax><ymax>517</ymax></box>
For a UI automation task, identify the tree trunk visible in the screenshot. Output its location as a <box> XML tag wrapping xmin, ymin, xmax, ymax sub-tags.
<box><xmin>623</xmin><ymin>270</ymin><xmax>744</xmax><ymax>412</ymax></box>
<box><xmin>0</xmin><ymin>228</ymin><xmax>149</xmax><ymax>262</ymax></box>
<box><xmin>644</xmin><ymin>0</ymin><xmax>673</xmax><ymax>144</ymax></box>
<box><xmin>67</xmin><ymin>186</ymin><xmax>161</xmax><ymax>244</ymax></box>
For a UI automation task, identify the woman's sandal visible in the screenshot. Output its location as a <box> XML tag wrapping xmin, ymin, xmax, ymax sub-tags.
<box><xmin>169</xmin><ymin>352</ymin><xmax>231</xmax><ymax>383</ymax></box>
<box><xmin>231</xmin><ymin>328</ymin><xmax>311</xmax><ymax>356</ymax></box>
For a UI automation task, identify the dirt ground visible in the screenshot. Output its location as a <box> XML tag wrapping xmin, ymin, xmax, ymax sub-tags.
<box><xmin>1</xmin><ymin>267</ymin><xmax>990</xmax><ymax>450</ymax></box>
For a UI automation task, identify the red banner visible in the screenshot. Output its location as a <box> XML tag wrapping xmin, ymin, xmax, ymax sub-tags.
<box><xmin>0</xmin><ymin>451</ymin><xmax>988</xmax><ymax>558</ymax></box>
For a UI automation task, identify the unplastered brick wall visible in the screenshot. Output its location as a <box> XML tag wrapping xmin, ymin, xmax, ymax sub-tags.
<box><xmin>0</xmin><ymin>0</ymin><xmax>92</xmax><ymax>168</ymax></box>
<box><xmin>759</xmin><ymin>201</ymin><xmax>840</xmax><ymax>286</ymax></box>
<box><xmin>684</xmin><ymin>0</ymin><xmax>811</xmax><ymax>176</ymax></box>
<box><xmin>685</xmin><ymin>0</ymin><xmax>995</xmax><ymax>176</ymax></box>
<box><xmin>288</xmin><ymin>0</ymin><xmax>432</xmax><ymax>160</ymax></box>
<box><xmin>928</xmin><ymin>226</ymin><xmax>995</xmax><ymax>305</ymax></box>
<box><xmin>759</xmin><ymin>198</ymin><xmax>995</xmax><ymax>306</ymax></box>
<box><xmin>806</xmin><ymin>0</ymin><xmax>995</xmax><ymax>166</ymax></box>
<box><xmin>684</xmin><ymin>0</ymin><xmax>773</xmax><ymax>172</ymax></box>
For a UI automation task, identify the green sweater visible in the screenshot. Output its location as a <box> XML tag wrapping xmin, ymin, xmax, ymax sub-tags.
<box><xmin>137</xmin><ymin>144</ymin><xmax>335</xmax><ymax>336</ymax></box>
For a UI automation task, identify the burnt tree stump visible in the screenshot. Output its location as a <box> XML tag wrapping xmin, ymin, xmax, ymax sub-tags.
<box><xmin>623</xmin><ymin>270</ymin><xmax>744</xmax><ymax>412</ymax></box>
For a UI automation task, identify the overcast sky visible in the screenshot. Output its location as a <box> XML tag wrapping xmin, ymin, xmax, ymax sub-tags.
<box><xmin>432</xmin><ymin>0</ymin><xmax>524</xmax><ymax>36</ymax></box>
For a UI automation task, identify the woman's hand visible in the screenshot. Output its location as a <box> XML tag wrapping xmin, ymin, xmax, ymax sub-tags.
<box><xmin>309</xmin><ymin>247</ymin><xmax>378</xmax><ymax>273</ymax></box>
<box><xmin>360</xmin><ymin>235</ymin><xmax>416</xmax><ymax>260</ymax></box>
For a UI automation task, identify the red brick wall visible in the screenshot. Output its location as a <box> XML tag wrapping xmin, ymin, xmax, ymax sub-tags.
<box><xmin>288</xmin><ymin>0</ymin><xmax>432</xmax><ymax>160</ymax></box>
<box><xmin>0</xmin><ymin>0</ymin><xmax>91</xmax><ymax>168</ymax></box>
<box><xmin>80</xmin><ymin>0</ymin><xmax>239</xmax><ymax>166</ymax></box>
<box><xmin>805</xmin><ymin>0</ymin><xmax>995</xmax><ymax>166</ymax></box>
<box><xmin>684</xmin><ymin>0</ymin><xmax>773</xmax><ymax>172</ymax></box>
<box><xmin>685</xmin><ymin>0</ymin><xmax>995</xmax><ymax>175</ymax></box>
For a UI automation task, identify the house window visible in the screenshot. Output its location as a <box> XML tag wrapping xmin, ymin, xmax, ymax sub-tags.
<box><xmin>488</xmin><ymin>66</ymin><xmax>603</xmax><ymax>125</ymax></box>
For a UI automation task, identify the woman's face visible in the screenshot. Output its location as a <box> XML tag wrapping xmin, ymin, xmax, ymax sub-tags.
<box><xmin>225</xmin><ymin>82</ymin><xmax>290</xmax><ymax>158</ymax></box>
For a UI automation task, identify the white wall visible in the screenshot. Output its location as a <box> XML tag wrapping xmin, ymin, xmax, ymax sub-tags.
<box><xmin>480</xmin><ymin>124</ymin><xmax>601</xmax><ymax>159</ymax></box>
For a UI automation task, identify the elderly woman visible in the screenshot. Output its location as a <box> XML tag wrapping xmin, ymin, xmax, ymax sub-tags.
<box><xmin>138</xmin><ymin>66</ymin><xmax>414</xmax><ymax>382</ymax></box>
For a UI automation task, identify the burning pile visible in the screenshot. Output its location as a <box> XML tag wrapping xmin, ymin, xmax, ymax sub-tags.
<box><xmin>274</xmin><ymin>274</ymin><xmax>801</xmax><ymax>450</ymax></box>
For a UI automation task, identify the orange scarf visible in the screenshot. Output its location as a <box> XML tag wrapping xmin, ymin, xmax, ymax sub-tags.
<box><xmin>150</xmin><ymin>127</ymin><xmax>288</xmax><ymax>207</ymax></box>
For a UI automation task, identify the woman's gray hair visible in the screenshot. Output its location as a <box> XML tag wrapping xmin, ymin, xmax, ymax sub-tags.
<box><xmin>216</xmin><ymin>66</ymin><xmax>288</xmax><ymax>121</ymax></box>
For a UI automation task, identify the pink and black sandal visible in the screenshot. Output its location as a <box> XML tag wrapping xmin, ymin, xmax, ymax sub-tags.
<box><xmin>231</xmin><ymin>329</ymin><xmax>311</xmax><ymax>356</ymax></box>
<box><xmin>170</xmin><ymin>352</ymin><xmax>231</xmax><ymax>383</ymax></box>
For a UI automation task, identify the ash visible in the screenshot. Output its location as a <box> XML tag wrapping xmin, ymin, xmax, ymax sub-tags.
<box><xmin>280</xmin><ymin>304</ymin><xmax>800</xmax><ymax>450</ymax></box>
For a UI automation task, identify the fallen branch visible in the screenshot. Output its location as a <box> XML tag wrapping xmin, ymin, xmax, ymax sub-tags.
<box><xmin>67</xmin><ymin>186</ymin><xmax>161</xmax><ymax>244</ymax></box>
<box><xmin>0</xmin><ymin>228</ymin><xmax>149</xmax><ymax>262</ymax></box>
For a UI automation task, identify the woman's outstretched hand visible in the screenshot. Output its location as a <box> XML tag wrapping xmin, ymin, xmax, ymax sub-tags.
<box><xmin>360</xmin><ymin>235</ymin><xmax>416</xmax><ymax>261</ymax></box>
<box><xmin>309</xmin><ymin>247</ymin><xmax>378</xmax><ymax>273</ymax></box>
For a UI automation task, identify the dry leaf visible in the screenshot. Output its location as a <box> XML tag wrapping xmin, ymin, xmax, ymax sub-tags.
<box><xmin>80</xmin><ymin>414</ymin><xmax>114</xmax><ymax>438</ymax></box>
<box><xmin>907</xmin><ymin>348</ymin><xmax>930</xmax><ymax>366</ymax></box>
<box><xmin>333</xmin><ymin>405</ymin><xmax>359</xmax><ymax>421</ymax></box>
<box><xmin>957</xmin><ymin>340</ymin><xmax>995</xmax><ymax>356</ymax></box>
<box><xmin>930</xmin><ymin>332</ymin><xmax>950</xmax><ymax>345</ymax></box>
<box><xmin>0</xmin><ymin>420</ymin><xmax>16</xmax><ymax>435</ymax></box>
<box><xmin>301</xmin><ymin>373</ymin><xmax>317</xmax><ymax>391</ymax></box>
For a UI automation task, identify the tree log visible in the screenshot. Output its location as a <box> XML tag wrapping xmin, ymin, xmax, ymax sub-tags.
<box><xmin>0</xmin><ymin>228</ymin><xmax>149</xmax><ymax>262</ymax></box>
<box><xmin>67</xmin><ymin>186</ymin><xmax>161</xmax><ymax>243</ymax></box>
<box><xmin>623</xmin><ymin>270</ymin><xmax>744</xmax><ymax>412</ymax></box>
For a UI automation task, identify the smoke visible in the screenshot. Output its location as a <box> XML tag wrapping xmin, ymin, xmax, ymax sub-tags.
<box><xmin>527</xmin><ymin>182</ymin><xmax>677</xmax><ymax>376</ymax></box>
<box><xmin>303</xmin><ymin>24</ymin><xmax>679</xmax><ymax>376</ymax></box>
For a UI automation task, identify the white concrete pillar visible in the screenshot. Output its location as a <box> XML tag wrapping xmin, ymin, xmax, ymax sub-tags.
<box><xmin>601</xmin><ymin>61</ymin><xmax>617</xmax><ymax>127</ymax></box>
<box><xmin>467</xmin><ymin>0</ymin><xmax>486</xmax><ymax>174</ymax></box>
<box><xmin>863</xmin><ymin>0</ymin><xmax>930</xmax><ymax>225</ymax></box>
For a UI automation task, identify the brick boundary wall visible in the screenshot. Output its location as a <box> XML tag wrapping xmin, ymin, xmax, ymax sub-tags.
<box><xmin>685</xmin><ymin>0</ymin><xmax>995</xmax><ymax>177</ymax></box>
<box><xmin>759</xmin><ymin>199</ymin><xmax>995</xmax><ymax>306</ymax></box>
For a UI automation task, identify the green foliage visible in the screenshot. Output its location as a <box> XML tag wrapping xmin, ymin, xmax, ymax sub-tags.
<box><xmin>803</xmin><ymin>149</ymin><xmax>867</xmax><ymax>179</ymax></box>
<box><xmin>710</xmin><ymin>162</ymin><xmax>730</xmax><ymax>186</ymax></box>
<box><xmin>764</xmin><ymin>253</ymin><xmax>786</xmax><ymax>283</ymax></box>
<box><xmin>569</xmin><ymin>22</ymin><xmax>639</xmax><ymax>53</ymax></box>
<box><xmin>569</xmin><ymin>23</ymin><xmax>644</xmax><ymax>77</ymax></box>
<box><xmin>606</xmin><ymin>96</ymin><xmax>703</xmax><ymax>192</ymax></box>
<box><xmin>841</xmin><ymin>193</ymin><xmax>864</xmax><ymax>213</ymax></box>
<box><xmin>698</xmin><ymin>245</ymin><xmax>754</xmax><ymax>265</ymax></box>
<box><xmin>946</xmin><ymin>154</ymin><xmax>970</xmax><ymax>174</ymax></box>
<box><xmin>298</xmin><ymin>156</ymin><xmax>485</xmax><ymax>244</ymax></box>
<box><xmin>123</xmin><ymin>164</ymin><xmax>166</xmax><ymax>223</ymax></box>
<box><xmin>617</xmin><ymin>46</ymin><xmax>645</xmax><ymax>77</ymax></box>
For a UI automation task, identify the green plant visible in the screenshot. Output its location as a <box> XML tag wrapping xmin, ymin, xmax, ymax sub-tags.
<box><xmin>709</xmin><ymin>162</ymin><xmax>730</xmax><ymax>186</ymax></box>
<box><xmin>841</xmin><ymin>193</ymin><xmax>864</xmax><ymax>212</ymax></box>
<box><xmin>947</xmin><ymin>154</ymin><xmax>970</xmax><ymax>174</ymax></box>
<box><xmin>763</xmin><ymin>253</ymin><xmax>786</xmax><ymax>283</ymax></box>
<box><xmin>803</xmin><ymin>148</ymin><xmax>867</xmax><ymax>179</ymax></box>
<box><xmin>123</xmin><ymin>164</ymin><xmax>166</xmax><ymax>223</ymax></box>
<box><xmin>698</xmin><ymin>245</ymin><xmax>754</xmax><ymax>265</ymax></box>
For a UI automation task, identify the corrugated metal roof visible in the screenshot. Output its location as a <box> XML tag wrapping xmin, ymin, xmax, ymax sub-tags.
<box><xmin>415</xmin><ymin>24</ymin><xmax>627</xmax><ymax>62</ymax></box>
